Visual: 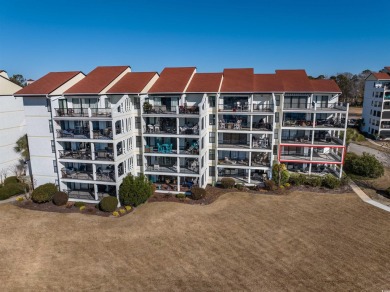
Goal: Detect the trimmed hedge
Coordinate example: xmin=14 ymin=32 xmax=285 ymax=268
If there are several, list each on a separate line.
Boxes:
xmin=100 ymin=196 xmax=118 ymax=212
xmin=221 ymin=177 xmax=235 ymax=189
xmin=305 ymin=176 xmax=322 ymax=187
xmin=0 ymin=183 xmax=27 ymax=200
xmin=322 ymin=174 xmax=341 ymax=189
xmin=191 ymin=187 xmax=206 ymax=200
xmin=4 ymin=176 xmax=19 ymax=185
xmin=31 ymin=183 xmax=58 ymax=203
xmin=288 ymin=173 xmax=306 ymax=186
xmin=52 ymin=191 xmax=68 ymax=206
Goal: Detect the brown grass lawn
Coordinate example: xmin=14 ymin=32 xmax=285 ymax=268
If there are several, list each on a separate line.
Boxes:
xmin=348 ymin=106 xmax=362 ymax=118
xmin=1 ymin=191 xmax=390 ymax=291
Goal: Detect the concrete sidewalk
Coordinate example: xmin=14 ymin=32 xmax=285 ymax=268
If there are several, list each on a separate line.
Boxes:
xmin=349 ymin=180 xmax=390 ymax=213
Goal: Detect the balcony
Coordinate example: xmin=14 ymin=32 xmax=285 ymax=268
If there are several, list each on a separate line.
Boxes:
xmin=55 ymin=108 xmax=112 ymax=118
xmin=145 ymin=165 xmax=198 ymax=174
xmin=217 ymin=103 xmax=273 ymax=113
xmin=61 ymin=166 xmax=116 ymax=182
xmin=281 ymin=136 xmax=343 ymax=145
xmin=57 ymin=129 xmax=90 ymax=139
xmin=280 ymin=151 xmax=342 ymax=163
xmin=282 ymin=119 xmax=345 ymax=128
xmin=92 ymin=129 xmax=113 ymax=140
xmin=59 ymin=150 xmax=92 ymax=160
xmin=94 ymin=150 xmax=114 ymax=161
xmin=179 ymin=105 xmax=199 ymax=115
xmin=283 ymin=102 xmax=347 ymax=111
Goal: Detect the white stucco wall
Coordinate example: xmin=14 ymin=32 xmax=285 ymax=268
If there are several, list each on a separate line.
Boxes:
xmin=23 ymin=96 xmax=58 ymax=186
xmin=0 ymin=95 xmax=27 ymax=175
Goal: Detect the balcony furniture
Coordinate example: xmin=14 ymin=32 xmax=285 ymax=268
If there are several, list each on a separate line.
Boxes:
xmin=224 ymin=157 xmax=237 ymax=165
xmin=154 ymin=164 xmax=160 ymax=171
xmin=154 ymin=124 xmax=160 ymax=133
xmin=243 ymin=102 xmax=249 ymax=111
xmin=252 ymin=173 xmax=261 ymax=180
xmin=219 ymin=121 xmax=225 ymax=129
xmin=59 ymin=129 xmax=74 ymax=138
xmin=157 ymin=143 xmax=164 ymax=153
xmin=147 ymin=124 xmax=154 ymax=133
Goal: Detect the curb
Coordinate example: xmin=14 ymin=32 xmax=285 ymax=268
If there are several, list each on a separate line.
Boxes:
xmin=349 ymin=180 xmax=390 ymax=213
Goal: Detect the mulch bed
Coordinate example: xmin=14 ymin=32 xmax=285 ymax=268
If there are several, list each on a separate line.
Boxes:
xmin=148 ymin=184 xmax=352 ymax=205
xmin=13 ymin=200 xmax=132 ymax=217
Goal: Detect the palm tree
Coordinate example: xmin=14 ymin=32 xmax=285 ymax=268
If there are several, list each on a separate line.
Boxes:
xmin=14 ymin=135 xmax=30 ymax=161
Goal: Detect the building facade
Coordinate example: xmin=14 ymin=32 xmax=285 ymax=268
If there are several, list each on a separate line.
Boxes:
xmin=361 ymin=67 xmax=390 ymax=138
xmin=17 ymin=66 xmax=347 ymax=203
xmin=0 ymin=70 xmax=26 ymax=178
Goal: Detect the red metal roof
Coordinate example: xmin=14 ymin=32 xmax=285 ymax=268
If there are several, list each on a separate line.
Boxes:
xmin=310 ymin=79 xmax=341 ymax=93
xmin=372 ymin=72 xmax=390 ymax=80
xmin=220 ymin=68 xmax=254 ymax=92
xmin=65 ymin=66 xmax=129 ymax=94
xmin=148 ymin=67 xmax=196 ymax=93
xmin=15 ymin=71 xmax=82 ymax=95
xmin=106 ymin=72 xmax=157 ymax=94
xmin=254 ymin=74 xmax=284 ymax=92
xmin=276 ymin=70 xmax=313 ymax=92
xmin=185 ymin=73 xmax=222 ymax=93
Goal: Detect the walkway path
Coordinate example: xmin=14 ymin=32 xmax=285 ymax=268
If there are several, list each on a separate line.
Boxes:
xmin=366 ymin=138 xmax=390 ymax=149
xmin=0 ymin=196 xmax=17 ymax=205
xmin=349 ymin=180 xmax=390 ymax=213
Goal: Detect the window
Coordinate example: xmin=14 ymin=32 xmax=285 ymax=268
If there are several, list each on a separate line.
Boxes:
xmin=208 ymin=96 xmax=216 ymax=107
xmin=273 ymin=145 xmax=278 ymax=155
xmin=275 ymin=112 xmax=279 ymax=123
xmin=377 ymin=111 xmax=381 ymax=117
xmin=46 ymin=99 xmax=51 ymax=112
xmin=209 ymin=167 xmax=215 ymax=176
xmin=209 ymin=132 xmax=215 ymax=143
xmin=49 ymin=120 xmax=53 ymax=133
xmin=53 ymin=160 xmax=57 ymax=173
xmin=134 ymin=97 xmax=140 ymax=109
xmin=136 ymin=136 xmax=141 ymax=147
xmin=135 ymin=117 xmax=141 ymax=129
xmin=51 ymin=140 xmax=55 ymax=153
xmin=209 ymin=149 xmax=215 ymax=160
xmin=137 ymin=154 xmax=142 ymax=166
xmin=275 ymin=95 xmax=280 ymax=106
xmin=209 ymin=114 xmax=216 ymax=125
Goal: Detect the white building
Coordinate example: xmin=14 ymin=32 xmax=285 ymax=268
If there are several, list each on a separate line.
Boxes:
xmin=0 ymin=70 xmax=26 ymax=177
xmin=361 ymin=67 xmax=390 ymax=138
xmin=17 ymin=65 xmax=347 ymax=203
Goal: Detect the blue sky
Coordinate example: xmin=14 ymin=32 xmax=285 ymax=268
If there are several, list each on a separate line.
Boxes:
xmin=1 ymin=0 xmax=390 ymax=79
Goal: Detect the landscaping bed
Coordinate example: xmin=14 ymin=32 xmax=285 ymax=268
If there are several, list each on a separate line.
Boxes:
xmin=149 ymin=185 xmax=237 ymax=205
xmin=14 ymin=199 xmax=134 ymax=217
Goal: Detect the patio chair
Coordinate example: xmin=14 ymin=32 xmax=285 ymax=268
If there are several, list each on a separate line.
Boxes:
xmin=147 ymin=124 xmax=154 ymax=133
xmin=157 ymin=143 xmax=164 ymax=153
xmin=154 ymin=164 xmax=160 ymax=171
xmin=154 ymin=124 xmax=160 ymax=133
xmin=224 ymin=157 xmax=237 ymax=164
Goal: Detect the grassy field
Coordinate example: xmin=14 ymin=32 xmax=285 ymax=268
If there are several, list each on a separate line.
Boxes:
xmin=0 ymin=191 xmax=389 ymax=291
xmin=348 ymin=106 xmax=362 ymax=118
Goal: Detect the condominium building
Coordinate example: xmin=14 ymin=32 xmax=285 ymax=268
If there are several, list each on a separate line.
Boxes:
xmin=361 ymin=67 xmax=390 ymax=138
xmin=0 ymin=70 xmax=26 ymax=177
xmin=16 ymin=66 xmax=347 ymax=203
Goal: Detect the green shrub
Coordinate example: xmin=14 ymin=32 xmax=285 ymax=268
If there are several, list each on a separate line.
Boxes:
xmin=236 ymin=183 xmax=244 ymax=190
xmin=191 ymin=187 xmax=206 ymax=200
xmin=52 ymin=191 xmax=68 ymax=206
xmin=0 ymin=183 xmax=27 ymax=200
xmin=99 ymin=196 xmax=118 ymax=212
xmin=272 ymin=163 xmax=290 ymax=186
xmin=175 ymin=193 xmax=186 ymax=199
xmin=221 ymin=177 xmax=235 ymax=189
xmin=305 ymin=176 xmax=323 ymax=187
xmin=322 ymin=174 xmax=341 ymax=189
xmin=284 ymin=183 xmax=291 ymax=188
xmin=4 ymin=176 xmax=19 ymax=185
xmin=74 ymin=201 xmax=85 ymax=208
xmin=340 ymin=173 xmax=350 ymax=186
xmin=119 ymin=174 xmax=154 ymax=207
xmin=31 ymin=183 xmax=57 ymax=203
xmin=344 ymin=152 xmax=384 ymax=178
xmin=288 ymin=173 xmax=306 ymax=186
xmin=264 ymin=180 xmax=276 ymax=191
